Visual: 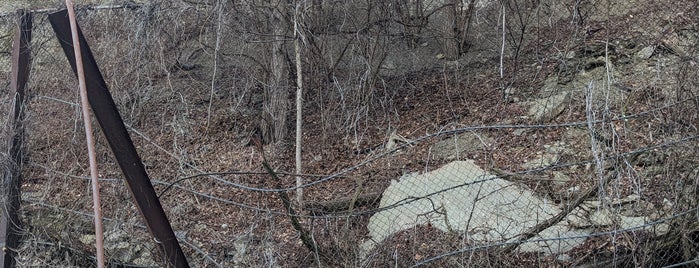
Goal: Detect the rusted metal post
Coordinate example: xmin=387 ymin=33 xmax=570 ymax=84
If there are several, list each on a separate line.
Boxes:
xmin=64 ymin=0 xmax=106 ymax=266
xmin=47 ymin=10 xmax=189 ymax=268
xmin=1 ymin=9 xmax=32 ymax=268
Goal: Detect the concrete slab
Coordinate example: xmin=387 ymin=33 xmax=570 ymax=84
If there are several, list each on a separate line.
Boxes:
xmin=362 ymin=160 xmax=589 ymax=257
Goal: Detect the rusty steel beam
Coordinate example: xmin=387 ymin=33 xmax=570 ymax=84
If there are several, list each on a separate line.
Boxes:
xmin=1 ymin=10 xmax=32 ymax=268
xmin=47 ymin=10 xmax=189 ymax=268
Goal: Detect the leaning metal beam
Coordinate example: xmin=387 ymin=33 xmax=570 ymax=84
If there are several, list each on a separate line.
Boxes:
xmin=0 ymin=10 xmax=32 ymax=268
xmin=47 ymin=10 xmax=189 ymax=268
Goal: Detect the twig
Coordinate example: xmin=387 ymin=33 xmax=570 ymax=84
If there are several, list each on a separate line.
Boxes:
xmin=205 ymin=0 xmax=224 ymax=130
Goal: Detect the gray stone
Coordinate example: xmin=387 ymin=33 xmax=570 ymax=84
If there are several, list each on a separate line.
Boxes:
xmin=556 ymin=254 xmax=573 ymax=262
xmin=575 ymin=66 xmax=626 ymax=109
xmin=362 ymin=160 xmax=588 ymax=257
xmin=79 ymin=234 xmax=95 ymax=245
xmin=620 ymin=216 xmax=646 ymax=230
xmin=538 ymin=76 xmax=564 ymax=96
xmin=636 ymin=45 xmax=655 ymax=59
xmin=528 ymin=91 xmax=571 ymax=122
xmin=513 ymin=128 xmax=528 ymax=136
xmin=652 ymin=222 xmax=670 ymax=236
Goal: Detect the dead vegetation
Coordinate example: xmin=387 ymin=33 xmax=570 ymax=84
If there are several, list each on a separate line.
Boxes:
xmin=0 ymin=0 xmax=698 ymax=267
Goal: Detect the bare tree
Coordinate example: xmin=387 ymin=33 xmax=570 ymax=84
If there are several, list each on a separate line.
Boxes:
xmin=261 ymin=0 xmax=290 ymax=144
xmin=443 ymin=0 xmax=477 ymax=60
xmin=293 ymin=0 xmax=305 ymax=205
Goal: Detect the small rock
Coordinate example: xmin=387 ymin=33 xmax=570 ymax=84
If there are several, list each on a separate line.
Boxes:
xmin=619 ymin=216 xmax=646 ymax=230
xmin=662 ymin=198 xmax=674 ymax=210
xmin=581 ymin=200 xmax=601 ymax=211
xmin=194 ymin=223 xmax=207 ymax=231
xmin=106 ymin=229 xmax=128 ymax=243
xmin=381 ymin=60 xmax=396 ymax=70
xmin=528 ymin=91 xmax=571 ymax=122
xmin=614 ymin=194 xmax=640 ymax=205
xmin=566 ymin=186 xmax=581 ymax=194
xmin=653 ymin=223 xmax=670 ymax=236
xmin=513 ymin=129 xmax=527 ymax=136
xmin=545 ymin=141 xmax=567 ymax=154
xmin=556 ymin=254 xmax=573 ymax=262
xmin=636 ymin=45 xmax=655 ymax=59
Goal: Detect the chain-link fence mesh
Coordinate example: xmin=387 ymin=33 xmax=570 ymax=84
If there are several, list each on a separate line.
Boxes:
xmin=1 ymin=0 xmax=698 ymax=267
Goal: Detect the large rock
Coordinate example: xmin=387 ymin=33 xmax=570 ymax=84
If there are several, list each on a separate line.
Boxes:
xmin=361 ymin=160 xmax=588 ymax=257
xmin=528 ymin=90 xmax=571 ymax=122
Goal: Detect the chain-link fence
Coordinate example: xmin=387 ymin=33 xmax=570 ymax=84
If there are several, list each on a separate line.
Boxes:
xmin=1 ymin=0 xmax=698 ymax=267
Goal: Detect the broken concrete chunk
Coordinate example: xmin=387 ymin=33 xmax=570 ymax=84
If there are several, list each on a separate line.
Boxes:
xmin=362 ymin=160 xmax=586 ymax=257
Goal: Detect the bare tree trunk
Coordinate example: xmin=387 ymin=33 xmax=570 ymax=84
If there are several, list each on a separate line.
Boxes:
xmin=443 ymin=0 xmax=460 ymax=60
xmin=262 ymin=0 xmax=289 ymax=144
xmin=443 ymin=0 xmax=477 ymax=60
xmin=293 ymin=0 xmax=304 ymax=206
